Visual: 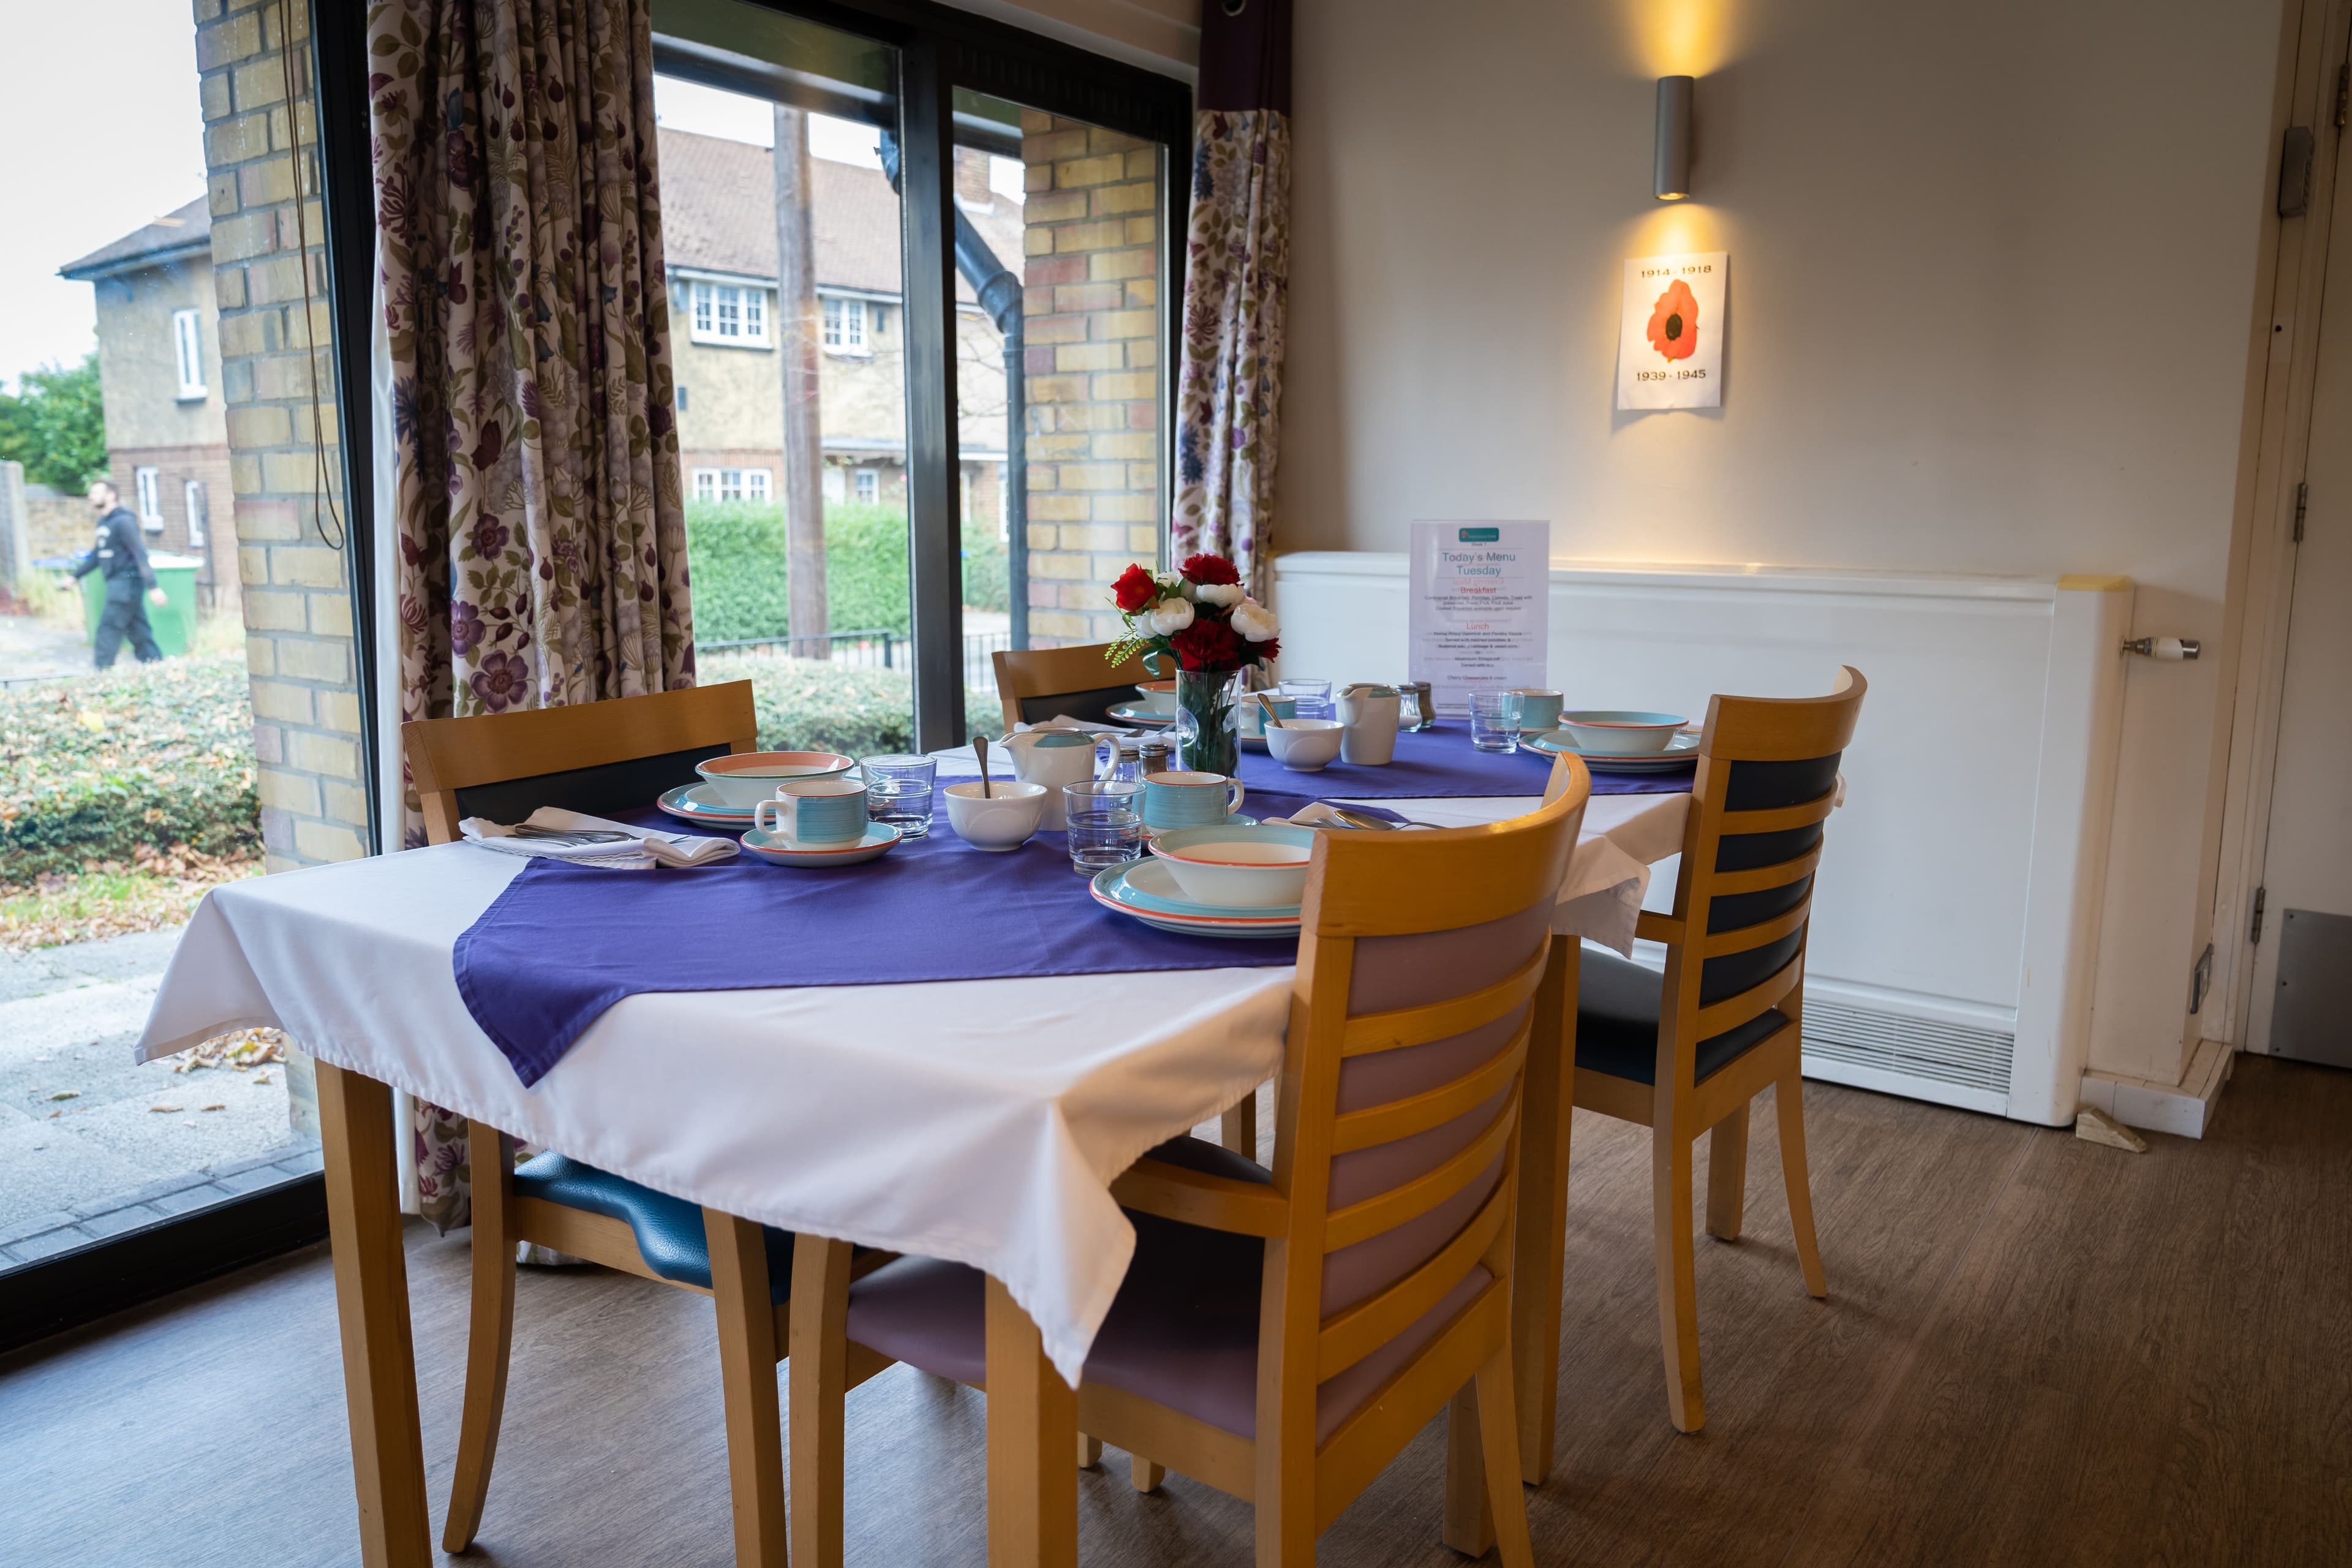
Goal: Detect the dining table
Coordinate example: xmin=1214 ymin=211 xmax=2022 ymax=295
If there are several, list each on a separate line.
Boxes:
xmin=133 ymin=724 xmax=1693 ymax=1568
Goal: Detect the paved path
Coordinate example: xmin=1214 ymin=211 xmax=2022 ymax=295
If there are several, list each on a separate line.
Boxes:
xmin=0 ymin=926 xmax=311 ymax=1253
xmin=0 ymin=609 xmax=91 ymax=682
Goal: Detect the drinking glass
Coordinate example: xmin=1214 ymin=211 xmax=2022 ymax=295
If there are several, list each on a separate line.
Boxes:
xmin=1064 ymin=780 xmax=1145 ymax=875
xmin=1278 ymin=677 xmax=1334 ymax=721
xmin=1468 ymin=691 xmax=1525 ymax=753
xmin=862 ymin=754 xmax=937 ymax=837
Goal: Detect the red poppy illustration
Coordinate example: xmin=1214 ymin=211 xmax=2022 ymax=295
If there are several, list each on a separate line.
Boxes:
xmin=1646 ymin=278 xmax=1699 ymax=361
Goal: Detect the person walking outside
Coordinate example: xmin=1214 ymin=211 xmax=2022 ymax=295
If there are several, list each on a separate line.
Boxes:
xmin=74 ymin=479 xmax=168 ymax=668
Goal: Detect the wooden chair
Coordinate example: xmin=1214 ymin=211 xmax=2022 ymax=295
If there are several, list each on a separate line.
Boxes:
xmin=404 ymin=682 xmax=809 ymax=1566
xmin=1569 ymin=667 xmax=1866 ymax=1434
xmin=991 ymin=641 xmax=1153 ymax=733
xmin=788 ymin=762 xmax=1594 ymax=1567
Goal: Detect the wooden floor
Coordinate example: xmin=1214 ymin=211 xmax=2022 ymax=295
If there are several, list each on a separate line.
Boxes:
xmin=4 ymin=1055 xmax=2348 ymax=1567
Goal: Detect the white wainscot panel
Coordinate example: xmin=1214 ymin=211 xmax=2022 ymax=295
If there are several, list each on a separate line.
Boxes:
xmin=1271 ymin=554 xmax=2130 ymax=1125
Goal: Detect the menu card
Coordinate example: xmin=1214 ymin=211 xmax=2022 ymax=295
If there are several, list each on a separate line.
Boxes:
xmin=1408 ymin=521 xmax=1551 ymax=714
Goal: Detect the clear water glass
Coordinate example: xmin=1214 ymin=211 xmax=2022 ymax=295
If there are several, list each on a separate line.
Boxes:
xmin=1065 ymin=780 xmax=1145 ymax=875
xmin=862 ymin=754 xmax=937 ymax=837
xmin=1468 ymin=691 xmax=1524 ymax=753
xmin=1278 ymin=677 xmax=1334 ymax=720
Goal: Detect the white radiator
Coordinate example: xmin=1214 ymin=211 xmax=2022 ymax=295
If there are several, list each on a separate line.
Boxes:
xmin=1270 ymin=553 xmax=2132 ymax=1126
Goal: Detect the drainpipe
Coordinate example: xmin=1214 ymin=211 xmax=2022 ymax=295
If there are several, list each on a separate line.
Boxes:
xmin=881 ymin=131 xmax=1028 ymax=651
xmin=952 ymin=211 xmax=1026 ymax=652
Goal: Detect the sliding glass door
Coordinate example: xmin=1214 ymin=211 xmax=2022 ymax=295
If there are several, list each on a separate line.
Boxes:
xmin=651 ymin=0 xmax=1187 ymax=750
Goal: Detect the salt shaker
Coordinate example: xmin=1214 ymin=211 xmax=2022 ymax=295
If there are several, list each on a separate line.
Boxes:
xmin=1137 ymin=736 xmax=1175 ymax=776
xmin=1399 ymin=681 xmax=1437 ymax=731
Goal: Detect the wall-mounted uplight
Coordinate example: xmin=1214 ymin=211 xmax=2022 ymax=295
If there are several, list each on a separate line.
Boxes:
xmin=1654 ymin=75 xmax=1694 ymax=200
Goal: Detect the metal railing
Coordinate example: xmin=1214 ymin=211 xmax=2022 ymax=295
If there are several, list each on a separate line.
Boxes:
xmin=699 ymin=627 xmax=1014 ymax=693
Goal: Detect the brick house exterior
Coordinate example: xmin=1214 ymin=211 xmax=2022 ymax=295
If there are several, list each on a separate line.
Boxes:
xmin=659 ymin=130 xmax=1016 ymax=528
xmin=59 ymin=198 xmax=242 ymax=611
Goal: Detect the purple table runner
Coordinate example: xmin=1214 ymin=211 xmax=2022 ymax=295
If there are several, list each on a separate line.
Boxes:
xmin=1237 ymin=725 xmax=1692 ymax=799
xmin=454 ymin=807 xmax=1297 ymax=1087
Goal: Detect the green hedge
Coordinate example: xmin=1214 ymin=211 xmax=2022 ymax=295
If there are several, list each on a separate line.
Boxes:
xmin=1 ymin=655 xmax=260 ymax=883
xmin=685 ymin=499 xmax=1009 ymax=643
xmin=699 ymin=649 xmax=1003 ymax=756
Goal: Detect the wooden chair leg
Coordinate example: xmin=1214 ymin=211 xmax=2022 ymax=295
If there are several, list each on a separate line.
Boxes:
xmin=791 ymin=1235 xmax=856 ymax=1568
xmin=1131 ymin=1453 xmax=1164 ymax=1493
xmin=1653 ymin=1128 xmax=1706 ymax=1433
xmin=1221 ymin=1086 xmax=1258 ymax=1159
xmin=1473 ymin=1352 xmax=1536 ymax=1568
xmin=1077 ymin=1433 xmax=1103 ymax=1469
xmin=1705 ymin=1102 xmax=1750 ymax=1242
xmin=707 ymin=1210 xmax=788 ymax=1568
xmin=442 ymin=1125 xmax=516 ymax=1553
xmin=1776 ymin=1072 xmax=1829 ymax=1299
xmin=1442 ymin=1382 xmax=1494 ymax=1558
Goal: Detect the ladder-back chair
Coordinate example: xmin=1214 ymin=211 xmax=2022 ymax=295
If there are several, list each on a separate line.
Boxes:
xmin=1570 ymin=667 xmax=1866 ymax=1434
xmin=791 ymin=762 xmax=1594 ymax=1567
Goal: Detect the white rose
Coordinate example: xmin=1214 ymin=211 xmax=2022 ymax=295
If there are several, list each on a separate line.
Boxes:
xmin=1194 ymin=581 xmax=1245 ymax=607
xmin=1144 ymin=596 xmax=1196 ymax=636
xmin=1230 ymin=598 xmax=1280 ymax=643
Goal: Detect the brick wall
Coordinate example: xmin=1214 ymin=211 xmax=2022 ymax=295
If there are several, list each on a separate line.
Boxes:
xmin=1019 ymin=112 xmax=1164 ymax=647
xmin=195 ymin=0 xmax=369 ymax=872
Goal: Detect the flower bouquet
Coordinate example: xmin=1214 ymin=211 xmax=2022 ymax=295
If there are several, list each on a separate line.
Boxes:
xmin=1106 ymin=554 xmax=1280 ymax=775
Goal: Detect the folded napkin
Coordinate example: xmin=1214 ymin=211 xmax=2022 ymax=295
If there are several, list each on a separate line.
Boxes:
xmin=459 ymin=807 xmax=739 ymax=870
xmin=1264 ymin=801 xmax=1428 ymax=831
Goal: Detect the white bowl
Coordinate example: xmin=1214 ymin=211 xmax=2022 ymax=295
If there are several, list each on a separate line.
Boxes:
xmin=695 ymin=750 xmax=856 ymax=808
xmin=1556 ymin=711 xmax=1689 ymax=757
xmin=1133 ymin=680 xmax=1178 ymax=717
xmin=1263 ymin=717 xmax=1344 ymax=772
xmin=943 ymin=780 xmax=1048 ymax=851
xmin=1148 ymin=824 xmax=1316 ymax=908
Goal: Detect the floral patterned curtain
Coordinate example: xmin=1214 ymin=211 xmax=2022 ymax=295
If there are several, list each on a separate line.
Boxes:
xmin=368 ymin=0 xmax=693 ymax=1228
xmin=1170 ymin=0 xmax=1293 ymax=603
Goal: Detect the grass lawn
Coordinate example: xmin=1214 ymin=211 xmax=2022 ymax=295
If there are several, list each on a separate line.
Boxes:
xmin=0 ymin=846 xmax=260 ymax=952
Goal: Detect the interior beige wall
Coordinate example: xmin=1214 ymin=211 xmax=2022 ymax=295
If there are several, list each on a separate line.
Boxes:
xmin=1277 ymin=0 xmax=2287 ymax=1084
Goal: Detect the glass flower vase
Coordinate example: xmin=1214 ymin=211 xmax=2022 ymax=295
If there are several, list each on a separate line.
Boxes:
xmin=1174 ymin=667 xmax=1244 ymax=777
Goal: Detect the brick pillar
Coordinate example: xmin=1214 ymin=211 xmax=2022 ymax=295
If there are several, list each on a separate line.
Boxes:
xmin=196 ymin=0 xmax=368 ymax=873
xmin=1019 ymin=113 xmax=1163 ymax=647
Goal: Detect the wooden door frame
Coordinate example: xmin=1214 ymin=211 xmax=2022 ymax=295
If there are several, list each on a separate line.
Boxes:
xmin=2201 ymin=0 xmax=2352 ymax=1057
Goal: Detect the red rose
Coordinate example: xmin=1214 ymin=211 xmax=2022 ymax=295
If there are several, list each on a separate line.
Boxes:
xmin=1112 ymin=563 xmax=1158 ymax=614
xmin=1179 ymin=552 xmax=1241 ymax=587
xmin=1253 ymin=636 xmax=1280 ymax=664
xmin=1170 ymin=618 xmax=1246 ymax=671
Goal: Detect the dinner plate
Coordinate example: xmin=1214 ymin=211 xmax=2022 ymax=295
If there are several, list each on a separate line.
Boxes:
xmin=741 ymin=821 xmax=903 ymax=867
xmin=1090 ymin=859 xmax=1302 ymax=940
xmin=657 ymin=782 xmax=760 ymax=824
xmin=1526 ymin=729 xmax=1700 ymax=772
xmin=1104 ymin=703 xmax=1176 ymax=728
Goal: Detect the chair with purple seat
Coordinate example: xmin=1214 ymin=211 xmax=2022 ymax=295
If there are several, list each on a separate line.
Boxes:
xmin=1569 ymin=666 xmax=1867 ymax=1435
xmin=785 ymin=759 xmax=1593 ymax=1567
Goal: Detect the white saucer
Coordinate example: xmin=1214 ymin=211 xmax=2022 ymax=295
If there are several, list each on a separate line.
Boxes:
xmin=741 ymin=821 xmax=903 ymax=867
xmin=657 ymin=782 xmax=759 ymax=824
xmin=1528 ymin=729 xmax=1700 ymax=773
xmin=1105 ymin=703 xmax=1176 ymax=728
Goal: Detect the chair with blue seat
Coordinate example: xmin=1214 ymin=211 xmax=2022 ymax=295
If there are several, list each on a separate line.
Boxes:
xmin=786 ymin=761 xmax=1593 ymax=1568
xmin=1569 ymin=667 xmax=1866 ymax=1435
xmin=404 ymin=683 xmax=801 ymax=1565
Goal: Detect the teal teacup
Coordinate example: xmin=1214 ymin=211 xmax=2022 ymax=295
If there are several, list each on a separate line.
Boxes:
xmin=752 ymin=778 xmax=870 ymax=845
xmin=1509 ymin=688 xmax=1564 ymax=731
xmin=1240 ymin=695 xmax=1298 ymax=739
xmin=1142 ymin=771 xmax=1246 ymax=832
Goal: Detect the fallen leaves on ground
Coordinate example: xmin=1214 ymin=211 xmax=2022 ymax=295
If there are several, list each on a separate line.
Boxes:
xmin=45 ymin=1090 xmax=78 ymax=1101
xmin=170 ymin=1027 xmax=286 ymax=1074
xmin=149 ymin=1104 xmax=183 ymax=1114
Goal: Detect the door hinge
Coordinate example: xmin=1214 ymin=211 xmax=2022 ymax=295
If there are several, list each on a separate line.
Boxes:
xmin=2251 ymin=886 xmax=2267 ymax=945
xmin=2294 ymin=481 xmax=2307 ymax=543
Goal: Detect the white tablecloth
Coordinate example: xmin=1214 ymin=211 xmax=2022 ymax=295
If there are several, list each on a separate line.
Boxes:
xmin=135 ymin=789 xmax=1684 ymax=1384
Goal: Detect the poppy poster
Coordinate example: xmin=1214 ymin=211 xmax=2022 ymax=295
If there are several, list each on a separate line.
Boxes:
xmin=1616 ymin=252 xmax=1726 ymax=410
